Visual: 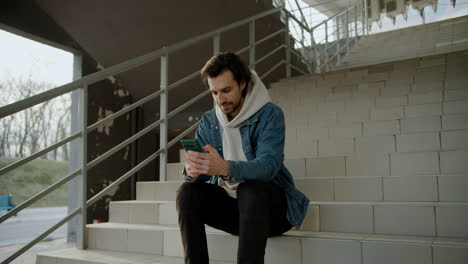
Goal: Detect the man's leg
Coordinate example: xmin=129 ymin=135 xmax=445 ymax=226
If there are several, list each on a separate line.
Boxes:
xmin=236 ymin=180 xmax=292 ymax=264
xmin=176 ymin=182 xmax=239 ymax=264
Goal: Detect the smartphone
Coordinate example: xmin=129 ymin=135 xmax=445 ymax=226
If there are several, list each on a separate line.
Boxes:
xmin=180 ymin=139 xmax=203 ymax=152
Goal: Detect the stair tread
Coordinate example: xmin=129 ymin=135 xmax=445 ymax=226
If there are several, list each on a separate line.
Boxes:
xmin=38 ymin=247 xmax=232 ymax=264
xmin=116 ymin=198 xmax=468 ymax=207
xmin=86 ymin=222 xmax=468 ymax=247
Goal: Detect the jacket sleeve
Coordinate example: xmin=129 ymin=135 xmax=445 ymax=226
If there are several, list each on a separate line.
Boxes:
xmin=226 ymin=105 xmax=285 ymax=183
xmin=183 ymin=114 xmax=212 ymax=183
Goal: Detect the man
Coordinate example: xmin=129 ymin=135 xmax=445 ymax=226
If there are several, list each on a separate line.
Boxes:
xmin=176 ymin=51 xmax=309 ymax=264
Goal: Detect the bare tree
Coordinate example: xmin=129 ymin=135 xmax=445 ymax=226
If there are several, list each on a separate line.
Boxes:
xmin=0 ymin=74 xmax=70 ymax=160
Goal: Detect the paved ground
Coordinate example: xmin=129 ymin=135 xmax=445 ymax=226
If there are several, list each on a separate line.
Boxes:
xmin=0 ymin=207 xmax=71 ymax=263
xmin=0 ymin=238 xmax=72 ymax=264
xmin=1 ymin=207 xmax=68 ymax=247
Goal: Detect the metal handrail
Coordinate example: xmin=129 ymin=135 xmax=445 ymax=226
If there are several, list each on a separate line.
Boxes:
xmin=0 ymin=131 xmax=81 ymax=177
xmin=1 ymin=207 xmax=82 ymax=264
xmin=310 ymin=0 xmax=366 ymax=72
xmin=311 ymin=1 xmax=361 ymax=31
xmin=1 ymin=5 xmax=314 ymax=263
xmin=0 ymin=169 xmax=81 ymax=223
xmin=87 ymin=121 xmax=200 ymax=207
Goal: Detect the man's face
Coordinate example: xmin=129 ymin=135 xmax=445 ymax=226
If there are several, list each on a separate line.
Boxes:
xmin=208 ymin=70 xmax=246 ymax=120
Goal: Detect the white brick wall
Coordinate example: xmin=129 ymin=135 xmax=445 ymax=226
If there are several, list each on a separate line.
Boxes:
xmin=374 ymin=206 xmax=436 ymax=236
xmin=334 ymin=178 xmax=383 ymax=201
xmin=346 ymin=153 xmax=390 ymax=176
xmin=442 ymin=113 xmax=468 ymax=130
xmin=376 ymin=95 xmax=408 ymax=108
xmin=396 ymin=133 xmax=440 ymax=152
xmin=440 ymin=150 xmax=468 ymax=174
xmin=383 ymin=176 xmax=438 ymax=201
xmin=318 ymin=138 xmax=355 ymax=156
xmin=306 ymin=156 xmax=346 ymax=177
xmin=356 ymin=135 xmax=395 ymax=153
xmin=390 ymin=152 xmax=439 ymax=176
xmin=329 ymin=123 xmax=363 ymax=138
xmin=436 ymin=207 xmax=468 ymax=237
xmin=371 ymin=106 xmax=404 ymax=121
xmin=362 ymin=243 xmax=432 ymax=264
xmin=364 ymin=120 xmax=400 ymax=136
xmin=401 ymin=116 xmax=441 ymax=133
xmin=443 ymin=100 xmax=468 ymax=114
xmin=405 ymin=103 xmax=442 ymax=118
xmin=408 ymin=91 xmax=443 ymax=104
xmin=441 ymin=130 xmax=468 ymax=150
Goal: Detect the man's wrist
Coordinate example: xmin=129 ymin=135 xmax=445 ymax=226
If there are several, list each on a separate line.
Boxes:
xmin=221 ymin=160 xmax=230 ymax=179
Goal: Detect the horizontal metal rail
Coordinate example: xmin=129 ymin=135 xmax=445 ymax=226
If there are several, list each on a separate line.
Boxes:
xmin=87 ymin=118 xmax=162 ymax=170
xmin=290 ymin=64 xmax=306 ymax=75
xmin=167 ymin=90 xmax=211 ymax=120
xmin=261 ymin=60 xmax=286 ymax=79
xmin=290 ymin=48 xmax=309 ymax=65
xmin=167 ymin=121 xmax=200 ymax=149
xmin=257 ymin=45 xmax=286 ymax=65
xmin=236 ymin=45 xmax=250 ymax=55
xmin=287 ymin=10 xmax=310 ymax=31
xmin=88 ymin=90 xmax=162 ymax=133
xmin=0 ymin=207 xmax=81 ymax=264
xmin=311 ymin=1 xmax=361 ymax=31
xmin=256 ymin=29 xmax=285 ymax=46
xmin=88 ymin=68 xmax=200 ymax=134
xmin=0 ymin=131 xmax=81 ymax=177
xmin=86 ymin=120 xmax=200 ymax=208
xmin=0 ymin=168 xmax=81 ymax=223
xmin=87 ymin=88 xmax=210 ymax=170
xmin=320 ymin=36 xmax=356 ymax=71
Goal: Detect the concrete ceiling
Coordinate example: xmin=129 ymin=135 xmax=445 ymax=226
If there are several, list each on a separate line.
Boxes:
xmin=303 ymin=0 xmax=357 ymax=17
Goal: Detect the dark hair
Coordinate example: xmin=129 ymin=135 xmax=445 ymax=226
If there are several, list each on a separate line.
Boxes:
xmin=201 ymin=51 xmax=251 ymax=97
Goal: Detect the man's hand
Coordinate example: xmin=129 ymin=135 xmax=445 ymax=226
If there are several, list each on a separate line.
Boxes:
xmin=185 ymin=144 xmax=229 ymax=178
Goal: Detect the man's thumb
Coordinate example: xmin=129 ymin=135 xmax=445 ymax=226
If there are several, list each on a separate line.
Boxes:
xmin=202 ymin=144 xmax=215 ymax=153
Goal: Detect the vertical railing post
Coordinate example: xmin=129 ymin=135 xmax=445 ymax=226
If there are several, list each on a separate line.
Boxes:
xmin=355 ymin=4 xmax=358 ymax=47
xmin=249 ymin=21 xmax=255 ymax=70
xmin=325 ymin=22 xmax=329 ymax=72
xmin=213 ymin=33 xmax=220 ymax=55
xmin=363 ymin=0 xmax=367 ymax=35
xmin=346 ymin=10 xmax=350 ymax=55
xmin=77 ymin=82 xmax=88 ymax=249
xmin=160 ymin=54 xmax=168 ymax=182
xmin=68 ymin=54 xmax=82 ymax=244
xmin=285 ymin=11 xmax=291 ymax=78
xmin=310 ymin=29 xmax=317 ymax=73
xmin=336 ymin=16 xmax=341 ymax=65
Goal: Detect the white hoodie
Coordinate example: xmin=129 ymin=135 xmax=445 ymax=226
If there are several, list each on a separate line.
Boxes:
xmin=215 ymin=70 xmax=271 ymax=198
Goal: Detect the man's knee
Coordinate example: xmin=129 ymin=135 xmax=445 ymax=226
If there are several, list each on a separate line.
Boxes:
xmin=176 ymin=182 xmax=203 ymax=214
xmin=237 ymin=181 xmax=272 ymax=216
xmin=237 ymin=180 xmax=271 ymax=200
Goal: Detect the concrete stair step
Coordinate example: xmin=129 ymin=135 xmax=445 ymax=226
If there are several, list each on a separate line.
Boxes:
xmin=109 ymin=199 xmax=468 ymax=237
xmin=37 ymin=247 xmax=232 ymax=264
xmin=137 ymin=171 xmax=468 ymax=203
xmin=45 ymin=222 xmax=468 ymax=264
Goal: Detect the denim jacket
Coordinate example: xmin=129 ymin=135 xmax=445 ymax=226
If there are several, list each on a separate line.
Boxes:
xmin=185 ymin=102 xmax=310 ymax=229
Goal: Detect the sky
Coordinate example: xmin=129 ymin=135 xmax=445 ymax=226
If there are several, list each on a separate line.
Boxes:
xmin=0 ymin=29 xmax=73 ymax=87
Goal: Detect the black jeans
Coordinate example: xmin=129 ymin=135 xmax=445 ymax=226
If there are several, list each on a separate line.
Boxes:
xmin=176 ymin=180 xmax=292 ymax=264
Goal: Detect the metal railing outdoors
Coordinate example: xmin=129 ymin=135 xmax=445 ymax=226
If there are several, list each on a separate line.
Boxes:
xmin=278 ymin=0 xmax=368 ymax=73
xmin=309 ymin=0 xmax=367 ymax=73
xmin=0 ymin=5 xmax=313 ymax=264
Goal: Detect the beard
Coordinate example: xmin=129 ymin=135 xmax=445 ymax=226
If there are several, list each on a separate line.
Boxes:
xmin=221 ymin=98 xmax=242 ymax=120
